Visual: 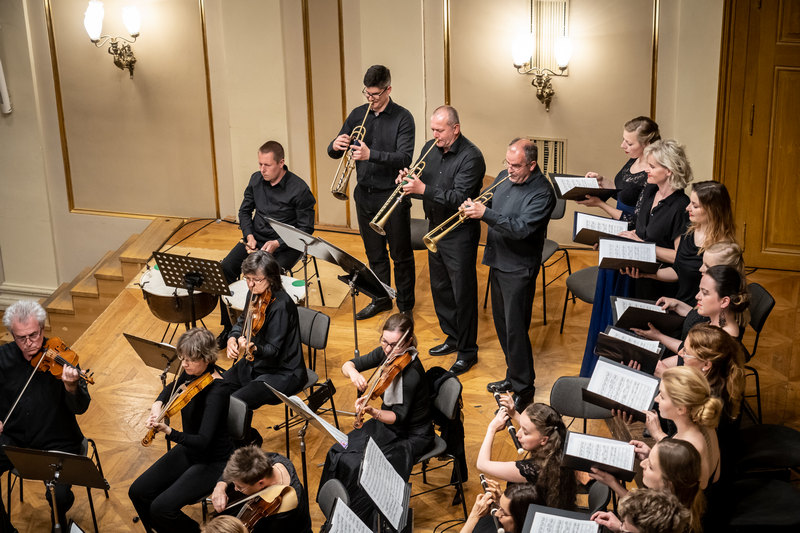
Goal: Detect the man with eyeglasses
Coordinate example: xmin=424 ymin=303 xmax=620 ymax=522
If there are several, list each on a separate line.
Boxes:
xmin=460 ymin=139 xmax=555 ymax=410
xmin=217 ymin=140 xmax=316 ymax=348
xmin=401 ymin=105 xmax=486 ymax=375
xmin=328 ymin=65 xmax=415 ymax=320
xmin=0 ymin=300 xmax=91 ymax=531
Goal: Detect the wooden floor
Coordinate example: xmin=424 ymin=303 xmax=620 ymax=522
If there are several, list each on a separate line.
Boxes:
xmin=3 ymin=220 xmax=798 ymax=532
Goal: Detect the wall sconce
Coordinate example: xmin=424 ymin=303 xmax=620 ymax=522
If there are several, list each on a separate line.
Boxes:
xmin=84 ymin=1 xmax=141 ymax=78
xmin=512 ymin=1 xmax=572 ymax=112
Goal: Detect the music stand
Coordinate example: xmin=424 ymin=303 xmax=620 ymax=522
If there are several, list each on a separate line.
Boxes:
xmin=3 ymin=445 xmax=109 ymax=533
xmin=152 ymin=251 xmax=231 ymax=329
xmin=268 ymin=218 xmax=395 ymax=357
xmin=358 ymin=438 xmax=411 ymax=533
xmin=123 ymin=333 xmax=180 ymax=388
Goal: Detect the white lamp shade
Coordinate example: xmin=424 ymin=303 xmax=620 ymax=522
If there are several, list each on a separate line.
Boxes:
xmin=122 ymin=6 xmax=141 ymax=36
xmin=511 ymin=33 xmax=535 ymax=67
xmin=555 ymin=36 xmax=573 ymax=69
xmin=84 ymin=1 xmax=104 ymax=41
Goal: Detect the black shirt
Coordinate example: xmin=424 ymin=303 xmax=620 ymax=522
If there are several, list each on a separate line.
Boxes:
xmin=157 ymin=367 xmax=233 ymax=463
xmin=634 ymin=184 xmax=690 ymax=250
xmin=419 ymin=135 xmax=486 ymax=226
xmin=0 ymin=339 xmax=90 ymax=452
xmin=252 ymin=453 xmax=312 ymax=533
xmin=672 ymin=231 xmax=703 ymax=305
xmin=482 ymin=167 xmax=556 ymax=272
xmin=327 ymin=99 xmax=415 ymax=193
xmin=614 ymin=158 xmax=648 ymax=222
xmin=238 ymin=167 xmax=316 ymax=246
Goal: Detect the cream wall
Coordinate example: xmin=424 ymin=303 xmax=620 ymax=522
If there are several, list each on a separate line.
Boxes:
xmin=0 ymin=0 xmax=725 ymax=303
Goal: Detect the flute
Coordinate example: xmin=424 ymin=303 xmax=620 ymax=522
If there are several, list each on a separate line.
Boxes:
xmin=493 ymin=391 xmax=524 ymax=455
xmin=479 ymin=474 xmax=505 ymax=533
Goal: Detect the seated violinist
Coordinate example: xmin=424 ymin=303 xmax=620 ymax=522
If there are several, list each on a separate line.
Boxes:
xmin=210 ymin=446 xmax=311 ymax=533
xmin=223 ymin=251 xmax=307 ymax=414
xmin=129 ymin=328 xmax=232 ymax=533
xmin=317 ymin=313 xmax=434 ymax=523
xmin=0 ymin=300 xmax=91 ymax=531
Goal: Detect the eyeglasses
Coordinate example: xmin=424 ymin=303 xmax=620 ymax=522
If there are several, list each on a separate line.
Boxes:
xmin=380 ymin=337 xmax=400 ymax=350
xmin=678 ymin=347 xmax=698 ymax=361
xmin=13 ymin=327 xmax=42 ymax=344
xmin=362 ymin=87 xmax=388 ymax=100
xmin=502 ymin=159 xmax=527 ymax=171
xmin=244 ymin=276 xmax=266 ymax=284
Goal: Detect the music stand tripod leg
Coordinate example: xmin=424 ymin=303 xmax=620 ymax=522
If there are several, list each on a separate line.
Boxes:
xmin=348 ymin=272 xmax=360 ymax=358
xmin=298 ymin=420 xmax=310 ymax=493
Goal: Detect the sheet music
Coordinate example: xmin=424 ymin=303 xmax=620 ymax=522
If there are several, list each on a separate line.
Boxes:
xmin=587 ymin=359 xmax=659 ymax=412
xmin=614 ymin=297 xmax=665 ymax=317
xmin=329 ymin=499 xmax=373 ymax=533
xmin=575 ymin=212 xmax=628 ymax=236
xmin=566 ymin=433 xmax=635 ymax=471
xmin=598 ymin=240 xmax=656 ymax=263
xmin=554 ymin=176 xmax=601 ymax=193
xmin=285 ymin=394 xmax=349 ymax=448
xmin=607 ymin=328 xmax=662 ymax=353
xmin=360 ymin=437 xmax=406 ymax=530
xmin=530 ymin=512 xmax=598 ymax=533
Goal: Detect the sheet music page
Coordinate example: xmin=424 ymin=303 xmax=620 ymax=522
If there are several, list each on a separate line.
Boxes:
xmin=329 ymin=499 xmax=373 ymax=533
xmin=598 ymin=240 xmax=656 ymax=263
xmin=530 ymin=512 xmax=598 ymax=533
xmin=587 ymin=359 xmax=659 ymax=412
xmin=554 ymin=176 xmax=600 ymax=193
xmin=566 ymin=433 xmax=635 ymax=471
xmin=286 ymin=395 xmax=349 ymax=448
xmin=607 ymin=328 xmax=662 ymax=353
xmin=360 ymin=437 xmax=405 ymax=529
xmin=575 ymin=212 xmax=629 ymax=236
xmin=614 ymin=297 xmax=666 ymax=317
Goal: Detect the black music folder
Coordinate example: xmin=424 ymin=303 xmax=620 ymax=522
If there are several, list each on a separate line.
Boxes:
xmin=582 ymin=357 xmax=660 ymax=423
xmin=598 ymin=239 xmax=659 ymax=274
xmin=611 ymin=296 xmax=685 ymax=333
xmin=521 ymin=503 xmax=597 ymax=533
xmin=572 ymin=212 xmax=630 ymax=246
xmin=551 ymin=173 xmax=619 ymax=202
xmin=562 ymin=431 xmax=636 ymax=482
xmin=594 ymin=325 xmax=665 ymax=374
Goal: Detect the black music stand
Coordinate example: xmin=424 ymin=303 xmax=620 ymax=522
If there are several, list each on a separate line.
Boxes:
xmin=268 ymin=218 xmax=395 ymax=358
xmin=123 ymin=333 xmax=180 ymax=388
xmin=358 ymin=438 xmax=411 ymax=533
xmin=3 ymin=445 xmax=109 ymax=533
xmin=152 ymin=251 xmax=231 ymax=329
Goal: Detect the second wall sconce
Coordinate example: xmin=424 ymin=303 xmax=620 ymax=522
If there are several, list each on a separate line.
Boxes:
xmin=84 ymin=1 xmax=141 ymax=78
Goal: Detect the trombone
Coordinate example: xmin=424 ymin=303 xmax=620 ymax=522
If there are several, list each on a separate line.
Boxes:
xmin=369 ymin=142 xmax=437 ymax=235
xmin=330 ymin=103 xmax=371 ymax=201
xmin=422 ymin=174 xmax=511 ymax=252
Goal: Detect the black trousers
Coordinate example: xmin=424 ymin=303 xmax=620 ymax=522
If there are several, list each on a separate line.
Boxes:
xmin=129 ymin=445 xmax=226 ymax=533
xmin=0 ymin=436 xmax=79 ymax=532
xmin=354 ymin=185 xmax=416 ymax=311
xmin=219 ymin=241 xmax=302 ymax=328
xmin=428 ymin=222 xmax=480 ymax=361
xmin=490 ymin=265 xmax=539 ymax=394
xmin=223 ymin=361 xmax=305 ymax=410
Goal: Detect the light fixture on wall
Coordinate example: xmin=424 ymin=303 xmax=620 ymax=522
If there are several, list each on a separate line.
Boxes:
xmin=83 ymin=1 xmax=141 ymax=78
xmin=513 ymin=0 xmax=572 ymax=111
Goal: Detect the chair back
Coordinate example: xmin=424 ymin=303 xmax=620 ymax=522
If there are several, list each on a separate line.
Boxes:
xmin=434 ymin=376 xmax=463 ymax=420
xmin=549 ymin=376 xmax=612 ymax=422
xmin=410 ymin=218 xmax=430 ymax=251
xmin=588 ymin=481 xmax=612 ymax=513
xmin=746 ymin=283 xmax=774 ymax=358
xmin=297 ymin=307 xmax=330 ymax=370
xmin=551 ymin=197 xmax=566 ymax=221
xmin=227 ymin=396 xmax=252 ymax=442
xmin=317 ymin=478 xmax=349 ymax=519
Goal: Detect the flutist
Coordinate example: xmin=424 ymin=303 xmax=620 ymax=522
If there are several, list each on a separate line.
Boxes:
xmin=401 ymin=105 xmax=485 ymax=376
xmin=328 ymin=65 xmax=416 ymax=320
xmin=461 ymin=139 xmax=555 ymax=411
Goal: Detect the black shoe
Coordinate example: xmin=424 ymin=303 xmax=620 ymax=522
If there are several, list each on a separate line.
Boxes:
xmin=429 ymin=342 xmax=457 ymax=356
xmin=513 ymin=388 xmax=535 ymax=412
xmin=487 ymin=379 xmax=512 ymax=393
xmin=356 ymin=298 xmax=392 ymax=320
xmin=449 ymin=359 xmax=477 ymax=375
xmin=216 ymin=328 xmax=231 ymax=349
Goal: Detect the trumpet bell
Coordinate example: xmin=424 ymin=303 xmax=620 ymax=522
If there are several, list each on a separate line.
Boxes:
xmin=423 ymin=235 xmax=439 ymax=253
xmin=332 ymin=189 xmax=349 ymax=201
xmin=369 ymin=220 xmax=387 ymax=236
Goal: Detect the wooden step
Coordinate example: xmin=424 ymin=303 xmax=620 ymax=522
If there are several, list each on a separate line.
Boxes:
xmin=71 ymin=251 xmax=117 ymax=299
xmin=95 ymin=234 xmax=139 ymax=282
xmin=42 ymin=266 xmax=93 ymax=316
xmin=119 ymin=217 xmax=184 ymax=266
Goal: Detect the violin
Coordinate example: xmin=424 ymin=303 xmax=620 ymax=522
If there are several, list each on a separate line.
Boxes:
xmin=238 ymin=289 xmax=274 ymax=362
xmin=235 ymin=484 xmax=298 ymax=529
xmin=31 ymin=337 xmax=95 ymax=384
xmin=141 ymin=371 xmax=214 ymax=446
xmin=353 ymin=329 xmax=412 ymax=429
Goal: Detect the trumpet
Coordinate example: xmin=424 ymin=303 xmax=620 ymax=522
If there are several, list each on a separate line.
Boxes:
xmin=330 ymin=103 xmax=371 ymax=201
xmin=369 ymin=142 xmax=437 ymax=235
xmin=423 ymin=174 xmax=511 ymax=252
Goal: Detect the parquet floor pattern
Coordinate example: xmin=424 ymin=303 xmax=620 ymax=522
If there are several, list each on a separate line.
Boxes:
xmin=3 ymin=220 xmax=797 ymax=532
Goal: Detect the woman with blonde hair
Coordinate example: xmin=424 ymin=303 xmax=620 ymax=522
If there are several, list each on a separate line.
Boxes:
xmin=202 ymin=515 xmax=247 ymax=533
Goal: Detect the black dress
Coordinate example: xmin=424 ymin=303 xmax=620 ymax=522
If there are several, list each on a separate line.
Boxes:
xmin=317 ymin=348 xmax=434 ymax=524
xmin=614 ymin=158 xmax=649 ymax=223
xmin=242 ymin=454 xmax=312 ymax=533
xmin=671 ymin=231 xmax=703 ymax=305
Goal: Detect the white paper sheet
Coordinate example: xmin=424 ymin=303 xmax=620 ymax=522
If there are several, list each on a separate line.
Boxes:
xmin=574 ymin=212 xmax=629 ymax=236
xmin=565 ymin=432 xmax=635 ymax=471
xmin=329 ymin=498 xmax=373 ymax=533
xmin=598 ymin=240 xmax=656 ymax=263
xmin=554 ymin=176 xmax=601 ymax=193
xmin=360 ymin=437 xmax=406 ymax=530
xmin=587 ymin=359 xmax=660 ymax=412
xmin=613 ymin=297 xmax=666 ymax=317
xmin=530 ymin=512 xmax=599 ymax=533
xmin=607 ymin=327 xmax=662 ymax=353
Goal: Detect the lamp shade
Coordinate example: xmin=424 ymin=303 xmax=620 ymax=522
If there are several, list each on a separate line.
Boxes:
xmin=122 ymin=6 xmax=141 ymax=36
xmin=511 ymin=33 xmax=535 ymax=67
xmin=555 ymin=36 xmax=572 ymax=69
xmin=83 ymin=1 xmax=104 ymax=41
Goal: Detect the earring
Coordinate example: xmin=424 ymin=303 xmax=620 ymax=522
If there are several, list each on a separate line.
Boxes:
xmin=719 ymin=310 xmax=727 ymax=327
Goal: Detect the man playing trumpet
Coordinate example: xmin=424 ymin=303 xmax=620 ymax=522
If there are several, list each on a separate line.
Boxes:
xmin=328 ymin=65 xmax=416 ymax=320
xmin=461 ymin=139 xmax=555 ymax=410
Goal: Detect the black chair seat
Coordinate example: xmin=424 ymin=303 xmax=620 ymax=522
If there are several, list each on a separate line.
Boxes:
xmin=566 ymin=266 xmax=598 ymax=304
xmin=726 ymin=478 xmax=800 ymax=528
xmin=415 ymin=435 xmax=447 ymax=464
xmin=731 ymin=424 xmax=800 ymax=474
